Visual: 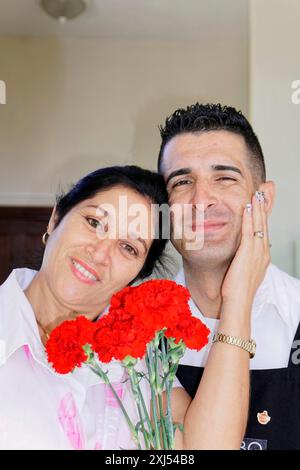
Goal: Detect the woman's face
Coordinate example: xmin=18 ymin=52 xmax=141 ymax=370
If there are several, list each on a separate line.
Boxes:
xmin=42 ymin=185 xmax=155 ymax=317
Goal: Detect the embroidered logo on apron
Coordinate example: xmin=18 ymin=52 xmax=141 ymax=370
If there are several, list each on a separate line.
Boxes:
xmin=257 ymin=410 xmax=271 ymax=425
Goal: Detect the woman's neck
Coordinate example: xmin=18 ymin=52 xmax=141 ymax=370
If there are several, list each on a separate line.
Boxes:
xmin=24 ymin=271 xmax=104 ymax=339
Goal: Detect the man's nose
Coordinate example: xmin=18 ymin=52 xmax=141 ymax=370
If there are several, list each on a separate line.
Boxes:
xmin=86 ymin=238 xmax=114 ymax=267
xmin=191 ymin=181 xmax=218 ymax=210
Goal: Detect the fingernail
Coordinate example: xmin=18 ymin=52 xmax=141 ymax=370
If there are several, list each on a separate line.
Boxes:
xmin=255 ymin=191 xmax=265 ymax=203
xmin=246 ymin=203 xmax=252 ymax=213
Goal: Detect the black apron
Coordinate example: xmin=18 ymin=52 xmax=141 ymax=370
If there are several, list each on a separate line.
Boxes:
xmin=176 ymin=321 xmax=300 ymax=450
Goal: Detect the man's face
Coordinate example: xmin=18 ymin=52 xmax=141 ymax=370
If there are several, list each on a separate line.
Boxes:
xmin=161 ymin=130 xmax=257 ymax=267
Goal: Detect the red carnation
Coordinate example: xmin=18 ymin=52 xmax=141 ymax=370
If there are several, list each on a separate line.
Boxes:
xmin=46 ymin=315 xmax=95 ymax=374
xmin=46 ymin=280 xmax=210 ymax=369
xmin=166 ymin=315 xmax=210 ymax=350
xmin=91 ymin=307 xmax=153 ymax=363
xmin=92 ymin=279 xmax=209 ymax=362
xmin=107 ymin=279 xmax=190 ymax=334
xmin=44 ymin=280 xmax=210 ymax=450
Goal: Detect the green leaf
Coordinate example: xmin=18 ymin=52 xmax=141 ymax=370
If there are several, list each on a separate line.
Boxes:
xmin=122 ymin=355 xmax=138 ymax=368
xmin=82 ymin=343 xmax=94 ymax=361
xmin=173 ymin=422 xmax=185 ymax=433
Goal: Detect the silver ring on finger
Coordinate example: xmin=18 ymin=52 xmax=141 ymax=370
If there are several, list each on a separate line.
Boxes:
xmin=254 ymin=230 xmax=264 ymax=239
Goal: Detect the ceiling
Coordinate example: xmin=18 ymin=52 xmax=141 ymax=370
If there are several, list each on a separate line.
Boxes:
xmin=0 ymin=0 xmax=248 ymax=40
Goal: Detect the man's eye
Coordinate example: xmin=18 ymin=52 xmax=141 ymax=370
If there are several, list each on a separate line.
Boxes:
xmin=172 ymin=179 xmax=192 ymax=188
xmin=120 ymin=243 xmax=138 ymax=257
xmin=86 ymin=217 xmax=105 ymax=230
xmin=217 ymin=177 xmax=237 ymax=182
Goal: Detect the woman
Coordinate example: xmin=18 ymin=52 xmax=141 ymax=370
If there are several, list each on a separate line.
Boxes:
xmin=0 ymin=165 xmax=270 ymax=449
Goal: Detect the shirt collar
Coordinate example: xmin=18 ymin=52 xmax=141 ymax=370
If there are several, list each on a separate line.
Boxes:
xmin=174 ymin=263 xmax=290 ymax=326
xmin=0 ymin=268 xmax=126 ymax=385
xmin=0 ymin=268 xmax=48 ymax=367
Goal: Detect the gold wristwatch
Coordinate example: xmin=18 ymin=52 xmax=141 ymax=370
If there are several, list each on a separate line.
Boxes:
xmin=212 ymin=332 xmax=256 ymax=359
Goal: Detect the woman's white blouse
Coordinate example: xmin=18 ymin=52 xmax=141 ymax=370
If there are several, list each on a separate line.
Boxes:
xmin=0 ymin=268 xmax=161 ymax=450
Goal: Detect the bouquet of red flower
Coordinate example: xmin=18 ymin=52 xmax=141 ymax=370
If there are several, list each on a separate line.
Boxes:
xmin=46 ymin=279 xmax=210 ymax=450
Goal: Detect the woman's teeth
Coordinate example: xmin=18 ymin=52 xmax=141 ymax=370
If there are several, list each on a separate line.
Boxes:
xmin=72 ymin=260 xmax=98 ymax=281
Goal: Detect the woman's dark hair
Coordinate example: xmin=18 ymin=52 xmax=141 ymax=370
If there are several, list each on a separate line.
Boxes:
xmin=54 ymin=165 xmax=169 ymax=283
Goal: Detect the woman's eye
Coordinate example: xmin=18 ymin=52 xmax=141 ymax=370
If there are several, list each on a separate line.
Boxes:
xmin=172 ymin=179 xmax=192 ymax=188
xmin=120 ymin=243 xmax=138 ymax=257
xmin=86 ymin=217 xmax=105 ymax=230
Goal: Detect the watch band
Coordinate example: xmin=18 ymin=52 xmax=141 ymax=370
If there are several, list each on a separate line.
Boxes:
xmin=212 ymin=332 xmax=256 ymax=359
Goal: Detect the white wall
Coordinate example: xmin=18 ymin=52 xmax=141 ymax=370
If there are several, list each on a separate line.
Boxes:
xmin=0 ymin=36 xmax=248 ymax=206
xmin=250 ymin=0 xmax=300 ymax=276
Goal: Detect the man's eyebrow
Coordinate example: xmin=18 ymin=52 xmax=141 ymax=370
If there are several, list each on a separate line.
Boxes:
xmin=211 ymin=164 xmax=243 ymax=177
xmin=166 ymin=168 xmax=192 ymax=186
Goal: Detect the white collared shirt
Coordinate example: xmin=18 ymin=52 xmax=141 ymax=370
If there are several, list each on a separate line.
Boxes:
xmin=175 ymin=264 xmax=300 ymax=370
xmin=0 ymin=268 xmax=153 ymax=450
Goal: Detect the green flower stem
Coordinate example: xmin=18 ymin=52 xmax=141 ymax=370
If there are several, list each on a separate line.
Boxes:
xmin=154 ymin=335 xmax=168 ymax=449
xmin=157 ymin=388 xmax=169 ymax=449
xmin=87 ymin=358 xmax=142 ymax=449
xmin=130 ymin=369 xmax=155 ymax=448
xmin=126 ymin=367 xmax=151 ymax=450
xmin=146 ymin=342 xmax=161 ymax=449
xmin=83 ymin=334 xmax=187 ymax=450
xmin=161 ymin=337 xmax=175 ymax=449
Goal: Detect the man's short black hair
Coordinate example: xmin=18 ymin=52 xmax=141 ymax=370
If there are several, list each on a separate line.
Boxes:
xmin=158 ymin=103 xmax=266 ymax=185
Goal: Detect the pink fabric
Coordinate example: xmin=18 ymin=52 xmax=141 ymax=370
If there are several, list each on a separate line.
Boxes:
xmin=58 ymin=392 xmax=84 ymax=450
xmin=105 ymin=382 xmax=124 ymax=408
xmin=22 ymin=345 xmax=34 ymax=367
xmin=94 ymin=441 xmax=103 ymax=450
xmin=23 ymin=345 xmax=31 ymax=360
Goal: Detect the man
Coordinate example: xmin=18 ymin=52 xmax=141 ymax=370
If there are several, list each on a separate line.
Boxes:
xmin=158 ymin=103 xmax=300 ymax=450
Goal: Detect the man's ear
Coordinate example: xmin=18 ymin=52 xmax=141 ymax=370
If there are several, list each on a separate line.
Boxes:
xmin=258 ymin=180 xmax=276 ymax=215
xmin=47 ymin=204 xmax=58 ymax=235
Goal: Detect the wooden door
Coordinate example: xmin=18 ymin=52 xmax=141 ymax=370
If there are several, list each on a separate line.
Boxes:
xmin=0 ymin=207 xmax=52 ymax=284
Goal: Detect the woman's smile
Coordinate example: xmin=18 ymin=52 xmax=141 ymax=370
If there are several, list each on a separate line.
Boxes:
xmin=70 ymin=257 xmax=100 ymax=285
